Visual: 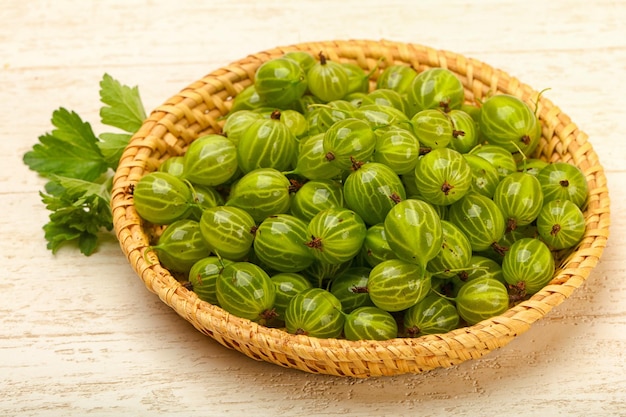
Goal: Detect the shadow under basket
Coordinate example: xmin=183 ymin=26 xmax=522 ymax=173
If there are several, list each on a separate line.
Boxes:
xmin=110 ymin=39 xmax=611 ymax=378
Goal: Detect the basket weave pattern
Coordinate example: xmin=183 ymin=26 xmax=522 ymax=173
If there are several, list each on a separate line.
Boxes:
xmin=111 ymin=39 xmax=610 ymax=378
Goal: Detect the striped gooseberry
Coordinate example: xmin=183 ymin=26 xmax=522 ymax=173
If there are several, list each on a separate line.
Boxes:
xmin=502 ymin=237 xmax=555 ymax=297
xmin=302 ymin=259 xmax=353 ymax=289
xmin=536 ymin=199 xmax=586 ymax=250
xmin=383 ymin=198 xmax=443 ymax=276
xmin=306 ymin=99 xmax=355 ymax=135
xmin=188 ymin=256 xmax=233 ymax=305
xmin=447 ymin=109 xmax=479 ymax=154
xmin=451 ymin=255 xmax=505 ymax=296
xmin=447 ymin=193 xmax=506 ymax=254
xmin=468 ymin=144 xmax=517 ymax=180
xmin=479 ymin=94 xmax=541 ymax=155
xmin=237 ymin=110 xmax=298 ymax=174
xmin=360 ymin=88 xmax=408 ymax=114
xmin=254 ymin=57 xmax=308 ymax=108
xmin=229 ymin=84 xmax=267 ymax=113
xmin=413 ymin=147 xmax=472 ymax=206
xmin=367 ymin=259 xmax=432 ymax=312
xmin=341 ymin=62 xmax=370 ymax=95
xmin=289 ymin=179 xmax=344 ymax=222
xmin=406 ymin=67 xmax=465 ymax=116
xmin=493 ymin=171 xmax=544 ymax=232
xmin=410 ymin=109 xmax=454 ymax=149
xmin=427 ymin=220 xmax=473 ymax=279
xmin=536 ymin=162 xmax=588 ymax=209
xmin=376 ymin=64 xmax=418 ymax=95
xmin=199 ymin=205 xmax=256 ymax=261
xmin=216 ymin=261 xmax=277 ymax=323
xmin=306 ymin=207 xmax=367 ymax=265
xmin=343 ymin=306 xmax=399 ymax=341
xmin=270 ymin=272 xmax=313 ymax=318
xmin=253 ymin=214 xmax=315 ymax=273
xmin=463 ymin=154 xmax=501 ymax=199
xmin=322 ymin=118 xmax=376 ymax=170
xmin=226 ymin=168 xmax=291 ymax=222
xmin=343 ymin=162 xmax=406 ymax=226
xmin=182 ymin=134 xmax=238 ymax=186
xmin=283 ymin=51 xmax=316 ymax=73
xmin=187 ymin=184 xmax=225 ymax=221
xmin=284 ymin=288 xmax=344 ymax=338
xmin=455 ymin=277 xmax=510 ymax=325
xmin=352 ymin=104 xmax=410 ymax=129
xmin=403 ymin=293 xmax=460 ymax=337
xmin=306 ymin=52 xmax=349 ymax=102
xmin=293 ymin=133 xmax=343 ymax=180
xmin=151 ymin=219 xmax=210 ymax=274
xmin=133 ymin=171 xmax=195 ymax=225
xmin=329 ymin=266 xmax=374 ymax=313
xmin=360 ymin=223 xmax=397 ymax=267
xmin=222 ymin=110 xmax=262 ymax=146
xmin=158 ymin=156 xmax=185 ymax=178
xmin=518 ymin=158 xmax=548 ymax=177
xmin=372 ymin=126 xmax=420 ymax=175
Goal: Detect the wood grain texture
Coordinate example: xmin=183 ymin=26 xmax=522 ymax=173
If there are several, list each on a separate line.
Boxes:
xmin=1 ymin=0 xmax=624 ymax=415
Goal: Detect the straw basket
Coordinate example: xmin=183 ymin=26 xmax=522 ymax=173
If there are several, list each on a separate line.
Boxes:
xmin=110 ymin=39 xmax=610 ymax=378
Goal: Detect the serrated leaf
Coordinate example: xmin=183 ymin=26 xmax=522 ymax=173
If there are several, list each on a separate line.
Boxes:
xmin=99 ymin=73 xmax=146 ymax=133
xmin=39 ymin=175 xmax=113 ymax=255
xmin=23 ymin=108 xmax=108 ymax=182
xmin=97 ymin=132 xmax=132 ymax=170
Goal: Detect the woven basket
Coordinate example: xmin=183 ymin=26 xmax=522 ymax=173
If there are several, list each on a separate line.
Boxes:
xmin=111 ymin=39 xmax=610 ymax=378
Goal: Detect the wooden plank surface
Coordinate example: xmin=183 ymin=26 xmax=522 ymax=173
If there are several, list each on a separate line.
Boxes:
xmin=1 ymin=0 xmax=624 ymax=415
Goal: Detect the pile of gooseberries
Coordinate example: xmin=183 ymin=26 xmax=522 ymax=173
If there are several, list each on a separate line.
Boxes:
xmin=132 ymin=50 xmax=589 ymax=341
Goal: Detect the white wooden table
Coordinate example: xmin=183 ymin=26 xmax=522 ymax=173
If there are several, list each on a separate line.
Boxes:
xmin=2 ymin=1 xmax=625 ymax=415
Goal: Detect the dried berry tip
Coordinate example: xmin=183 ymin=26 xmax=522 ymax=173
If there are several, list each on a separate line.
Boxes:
xmin=441 ymin=180 xmax=455 ymax=196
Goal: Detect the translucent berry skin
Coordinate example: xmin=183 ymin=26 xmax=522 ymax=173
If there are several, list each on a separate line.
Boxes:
xmin=447 ymin=193 xmax=506 ymax=253
xmin=406 ymin=68 xmax=465 ymax=116
xmin=216 ymin=262 xmax=276 ymax=323
xmin=254 ymin=57 xmax=308 ymax=108
xmin=536 ymin=199 xmax=586 ymax=250
xmin=367 ymin=259 xmax=432 ymax=312
xmin=188 ymin=256 xmax=233 ymax=305
xmin=133 ymin=171 xmax=194 ymax=225
xmin=502 ymin=237 xmax=555 ymax=295
xmin=237 ymin=116 xmax=297 ymax=174
xmin=343 ymin=306 xmax=398 ymax=341
xmin=306 ymin=208 xmax=367 ymax=265
xmin=329 ymin=267 xmax=374 ymax=313
xmin=493 ymin=171 xmax=544 ymax=232
xmin=536 ymin=162 xmax=589 ymax=209
xmin=403 ymin=293 xmax=460 ymax=337
xmin=225 ymin=168 xmax=291 ymax=223
xmin=253 ymin=214 xmax=315 ymax=273
xmin=199 ymin=206 xmax=256 ymax=261
xmin=322 ymin=118 xmax=376 ymax=170
xmin=183 ymin=134 xmax=238 ymax=186
xmin=270 ymin=272 xmax=313 ymax=318
xmin=413 ymin=147 xmax=472 ymax=206
xmin=152 ymin=219 xmax=210 ymax=274
xmin=284 ymin=288 xmax=345 ymax=338
xmin=383 ymin=199 xmax=443 ymax=275
xmin=343 ymin=162 xmax=407 ymax=226
xmin=479 ymin=94 xmax=541 ymax=155
xmin=307 ymin=55 xmax=349 ymax=102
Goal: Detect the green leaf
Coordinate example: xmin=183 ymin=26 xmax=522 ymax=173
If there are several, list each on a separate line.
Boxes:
xmin=23 ymin=108 xmax=108 ymax=182
xmin=39 ymin=175 xmax=113 ymax=255
xmin=99 ymin=73 xmax=146 ymax=133
xmin=98 ymin=132 xmax=132 ymax=170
